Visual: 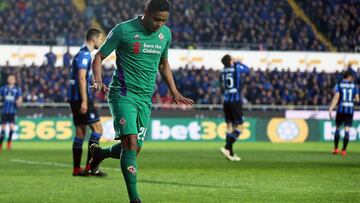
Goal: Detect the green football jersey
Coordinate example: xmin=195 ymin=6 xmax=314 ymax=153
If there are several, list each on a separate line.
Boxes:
xmin=99 ymin=16 xmax=172 ymax=102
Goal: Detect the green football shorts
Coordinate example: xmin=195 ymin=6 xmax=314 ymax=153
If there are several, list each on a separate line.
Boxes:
xmin=108 ymin=94 xmax=151 ymax=147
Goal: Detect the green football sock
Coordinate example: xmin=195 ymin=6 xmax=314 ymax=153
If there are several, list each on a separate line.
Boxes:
xmin=100 ymin=142 xmax=122 ymax=159
xmin=121 ymin=149 xmax=139 ymax=201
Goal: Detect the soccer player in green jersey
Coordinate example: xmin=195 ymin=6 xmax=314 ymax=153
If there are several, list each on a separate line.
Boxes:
xmin=91 ymin=0 xmax=194 ymax=202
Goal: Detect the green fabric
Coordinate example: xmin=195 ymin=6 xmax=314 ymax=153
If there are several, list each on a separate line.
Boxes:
xmin=120 ymin=149 xmax=139 ymax=201
xmin=99 ymin=16 xmax=172 ymax=102
xmin=101 ymin=142 xmax=122 ymax=159
xmin=108 ymin=94 xmax=150 ymax=147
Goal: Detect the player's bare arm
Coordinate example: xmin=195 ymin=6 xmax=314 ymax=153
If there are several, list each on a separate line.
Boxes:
xmin=92 ymin=52 xmax=109 ymax=93
xmin=16 ymin=95 xmax=23 ymax=106
xmin=158 ymin=57 xmax=194 ymax=106
xmin=78 ymin=69 xmax=88 ymax=114
xmin=329 ymin=92 xmax=340 ymax=119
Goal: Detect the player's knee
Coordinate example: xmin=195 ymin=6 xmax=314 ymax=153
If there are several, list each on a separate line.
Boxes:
xmin=226 ymin=123 xmax=233 ymax=133
xmin=90 ymin=122 xmax=103 ymax=134
xmin=121 ymin=135 xmax=138 ymax=151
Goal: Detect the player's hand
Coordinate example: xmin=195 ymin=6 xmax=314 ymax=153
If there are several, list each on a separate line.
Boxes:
xmin=80 ymin=101 xmax=88 ymax=114
xmin=172 ymin=92 xmax=194 ymax=106
xmin=92 ymin=81 xmax=109 ymax=93
xmin=329 ymin=110 xmax=333 ymax=120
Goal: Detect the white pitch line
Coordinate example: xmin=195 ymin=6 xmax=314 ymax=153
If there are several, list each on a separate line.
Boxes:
xmin=10 ymin=159 xmax=120 ymax=171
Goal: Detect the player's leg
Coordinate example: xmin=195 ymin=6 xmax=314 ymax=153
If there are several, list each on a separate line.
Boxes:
xmin=224 ymin=123 xmax=234 ymax=153
xmin=87 ymin=121 xmax=107 ymax=176
xmin=220 ymin=122 xmax=238 ymax=161
xmin=72 ymin=124 xmax=87 ymax=176
xmin=342 ymin=126 xmax=350 ymax=155
xmin=7 ymin=122 xmax=15 ymax=150
xmin=230 ymin=123 xmax=243 ymax=161
xmin=6 ymin=114 xmax=15 ymax=150
xmin=86 ymin=121 xmax=102 ymax=170
xmin=82 ymin=101 xmax=102 ymax=171
xmin=333 ymin=113 xmax=343 ymax=154
xmin=120 ymin=134 xmax=141 ymax=202
xmin=0 ymin=122 xmax=6 ymax=151
xmin=222 ymin=102 xmax=243 ymax=160
xmin=341 ymin=114 xmax=353 ymax=155
xmin=108 ymin=95 xmax=142 ymax=202
xmin=220 ymin=102 xmax=235 ymax=159
xmin=120 ymin=100 xmax=151 ymax=203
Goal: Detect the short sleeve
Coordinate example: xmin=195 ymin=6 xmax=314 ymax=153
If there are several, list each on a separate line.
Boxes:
xmin=334 ymin=84 xmax=339 ymax=93
xmin=76 ymin=52 xmax=90 ymax=70
xmin=161 ymin=31 xmax=172 ymax=58
xmin=99 ymin=24 xmax=123 ymax=58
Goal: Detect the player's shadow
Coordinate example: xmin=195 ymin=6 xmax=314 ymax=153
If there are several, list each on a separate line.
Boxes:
xmin=139 ymin=179 xmax=243 ymax=189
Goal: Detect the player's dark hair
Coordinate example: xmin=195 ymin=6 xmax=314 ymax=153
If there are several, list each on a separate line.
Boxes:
xmin=221 ymin=54 xmax=232 ymax=67
xmin=85 ymin=28 xmax=101 ymax=41
xmin=145 ymin=0 xmax=171 ymax=13
xmin=343 ymin=70 xmax=353 ymax=79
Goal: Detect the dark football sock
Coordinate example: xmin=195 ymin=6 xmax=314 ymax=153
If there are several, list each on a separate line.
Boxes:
xmin=0 ymin=130 xmax=5 ymax=146
xmin=72 ymin=137 xmax=84 ymax=169
xmin=342 ymin=131 xmax=349 ymax=151
xmin=233 ymin=129 xmax=241 ymax=138
xmin=87 ymin=132 xmax=101 ymax=167
xmin=334 ymin=129 xmax=340 ymax=149
xmin=225 ymin=133 xmax=236 ymax=156
xmin=8 ymin=130 xmax=13 ymax=143
xmin=121 ymin=149 xmax=140 ymax=201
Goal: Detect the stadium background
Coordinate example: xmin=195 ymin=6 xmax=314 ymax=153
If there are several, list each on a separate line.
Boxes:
xmin=1 ymin=0 xmax=360 ymax=202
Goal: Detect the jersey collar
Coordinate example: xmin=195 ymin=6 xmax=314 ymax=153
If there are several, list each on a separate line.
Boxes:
xmin=80 ymin=45 xmax=90 ymax=52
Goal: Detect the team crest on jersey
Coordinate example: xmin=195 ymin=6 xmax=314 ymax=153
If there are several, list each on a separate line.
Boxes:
xmin=159 ymin=33 xmax=164 ymax=40
xmin=134 ymin=34 xmax=140 ymax=39
xmin=133 ymin=42 xmax=140 ymax=54
xmin=127 ymin=166 xmax=137 ymax=176
xmin=120 ymin=117 xmax=126 ymax=126
xmin=90 ymin=113 xmax=95 ymax=119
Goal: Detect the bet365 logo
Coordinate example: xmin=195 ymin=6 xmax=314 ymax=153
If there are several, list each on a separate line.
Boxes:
xmin=151 ymin=120 xmax=253 ymax=141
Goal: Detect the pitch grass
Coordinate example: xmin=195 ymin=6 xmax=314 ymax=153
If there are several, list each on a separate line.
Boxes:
xmin=0 ymin=142 xmax=360 ymax=203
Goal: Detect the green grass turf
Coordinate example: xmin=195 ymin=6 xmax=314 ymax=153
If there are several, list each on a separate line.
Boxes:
xmin=0 ymin=141 xmax=360 ymax=203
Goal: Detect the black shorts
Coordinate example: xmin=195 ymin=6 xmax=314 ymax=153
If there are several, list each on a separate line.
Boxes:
xmin=69 ymin=101 xmax=100 ymax=126
xmin=1 ymin=113 xmax=15 ymax=124
xmin=223 ymin=102 xmax=244 ymax=125
xmin=335 ymin=112 xmax=353 ymax=127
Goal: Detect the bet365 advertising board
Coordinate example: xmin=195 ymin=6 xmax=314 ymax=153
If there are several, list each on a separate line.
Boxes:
xmin=4 ymin=117 xmax=360 ymax=142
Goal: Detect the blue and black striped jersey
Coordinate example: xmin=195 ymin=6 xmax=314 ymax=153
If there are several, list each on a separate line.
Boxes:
xmin=0 ymin=85 xmax=22 ymax=114
xmin=67 ymin=46 xmax=93 ymax=102
xmin=335 ymin=80 xmax=359 ymax=114
xmin=221 ymin=62 xmax=250 ymax=103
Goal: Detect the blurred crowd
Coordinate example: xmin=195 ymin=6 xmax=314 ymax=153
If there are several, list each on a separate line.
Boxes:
xmin=297 ymin=0 xmax=360 ymax=52
xmin=0 ymin=0 xmax=358 ymax=51
xmin=0 ymin=0 xmax=91 ymax=45
xmin=89 ymin=0 xmax=325 ymax=51
xmin=1 ymin=63 xmax=354 ymax=106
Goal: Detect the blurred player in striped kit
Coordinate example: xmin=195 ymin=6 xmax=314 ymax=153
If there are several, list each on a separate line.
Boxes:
xmin=219 ymin=54 xmax=249 ymax=161
xmin=68 ymin=28 xmax=106 ymax=176
xmin=0 ymin=75 xmax=22 ymax=150
xmin=329 ymin=70 xmax=359 ymax=155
